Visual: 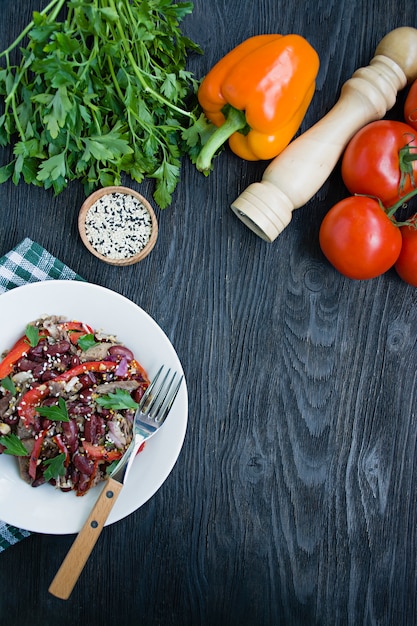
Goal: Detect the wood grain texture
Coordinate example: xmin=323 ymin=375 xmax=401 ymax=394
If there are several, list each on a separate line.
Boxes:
xmin=1 ymin=1 xmax=417 ymax=625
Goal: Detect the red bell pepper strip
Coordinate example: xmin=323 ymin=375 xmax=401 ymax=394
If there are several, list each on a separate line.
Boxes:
xmin=29 ymin=430 xmax=47 ymax=480
xmin=130 ymin=359 xmax=150 ymax=383
xmin=0 ymin=328 xmax=49 ymax=379
xmin=82 ymin=440 xmax=146 ymax=463
xmin=81 ymin=441 xmax=123 ymax=462
xmin=0 ymin=335 xmax=29 ymax=379
xmin=58 ymin=321 xmax=94 ymax=345
xmin=18 ymin=360 xmax=116 ymax=426
xmin=51 ymin=360 xmax=116 ymax=383
xmin=53 ymin=434 xmax=70 ymax=466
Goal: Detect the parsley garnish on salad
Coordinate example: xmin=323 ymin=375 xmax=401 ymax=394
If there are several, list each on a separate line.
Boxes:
xmin=35 ymin=398 xmax=70 ymax=422
xmin=0 ymin=433 xmax=28 ymax=456
xmin=77 ymin=333 xmax=99 ymax=351
xmin=1 ymin=376 xmax=16 ymax=396
xmin=96 ymin=389 xmax=139 ymax=411
xmin=24 ymin=324 xmax=40 ymax=347
xmin=43 ymin=453 xmax=67 ymax=482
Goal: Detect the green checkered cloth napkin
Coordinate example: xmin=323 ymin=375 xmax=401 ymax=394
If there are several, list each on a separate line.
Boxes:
xmin=0 ymin=237 xmax=83 ymax=552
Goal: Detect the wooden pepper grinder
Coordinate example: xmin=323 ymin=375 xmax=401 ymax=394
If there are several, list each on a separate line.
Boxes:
xmin=231 ymin=27 xmax=417 ymax=242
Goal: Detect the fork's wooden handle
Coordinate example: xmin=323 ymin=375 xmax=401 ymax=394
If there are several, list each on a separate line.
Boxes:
xmin=48 ymin=477 xmax=123 ymax=600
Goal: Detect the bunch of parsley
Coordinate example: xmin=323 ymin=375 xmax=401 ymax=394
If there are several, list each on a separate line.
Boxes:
xmin=0 ymin=0 xmax=204 ymax=208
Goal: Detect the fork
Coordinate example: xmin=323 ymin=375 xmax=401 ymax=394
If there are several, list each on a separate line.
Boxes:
xmin=48 ymin=365 xmax=183 ymax=600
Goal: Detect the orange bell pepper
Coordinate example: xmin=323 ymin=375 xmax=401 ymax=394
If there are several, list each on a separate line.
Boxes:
xmin=196 ymin=34 xmax=320 ymax=171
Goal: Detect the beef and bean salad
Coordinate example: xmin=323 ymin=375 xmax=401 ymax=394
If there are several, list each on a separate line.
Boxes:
xmin=0 ymin=316 xmax=149 ymax=496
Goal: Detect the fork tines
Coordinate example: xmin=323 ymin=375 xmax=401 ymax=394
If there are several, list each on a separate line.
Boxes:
xmin=141 ymin=366 xmax=183 ymax=425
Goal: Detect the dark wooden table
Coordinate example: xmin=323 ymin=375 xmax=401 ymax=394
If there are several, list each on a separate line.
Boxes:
xmin=1 ymin=1 xmax=417 ymax=625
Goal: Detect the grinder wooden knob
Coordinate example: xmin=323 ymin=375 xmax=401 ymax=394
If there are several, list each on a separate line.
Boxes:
xmin=231 ymin=27 xmax=417 ymax=242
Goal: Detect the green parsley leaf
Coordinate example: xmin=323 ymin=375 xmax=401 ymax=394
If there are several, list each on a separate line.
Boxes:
xmin=43 ymin=453 xmax=66 ymax=481
xmin=105 ymin=459 xmax=119 ymax=476
xmin=96 ymin=389 xmax=139 ymax=411
xmin=0 ymin=162 xmax=14 ymax=183
xmin=25 ymin=324 xmax=40 ymax=347
xmin=1 ymin=376 xmax=16 ymax=396
xmin=0 ymin=0 xmax=202 ymax=208
xmin=36 ymin=152 xmax=66 ymax=183
xmin=82 ymin=127 xmax=133 ymax=163
xmin=0 ymin=433 xmax=28 ymax=456
xmin=35 ymin=397 xmax=69 ymax=422
xmin=77 ymin=333 xmax=99 ymax=351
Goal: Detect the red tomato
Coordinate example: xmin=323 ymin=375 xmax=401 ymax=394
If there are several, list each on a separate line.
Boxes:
xmin=319 ymin=196 xmax=402 ymax=280
xmin=341 ymin=120 xmax=417 ymax=207
xmin=394 ymin=221 xmax=417 ymax=287
xmin=404 ymin=80 xmax=417 ymax=131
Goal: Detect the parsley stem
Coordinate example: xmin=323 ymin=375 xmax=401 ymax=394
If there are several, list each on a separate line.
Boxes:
xmin=0 ymin=0 xmax=65 ymax=58
xmin=106 ymin=0 xmax=196 ymax=122
xmin=1 ymin=0 xmax=66 ymax=141
xmin=10 ymin=91 xmax=25 ymax=140
xmin=0 ymin=0 xmax=201 ymax=207
xmin=107 ymin=54 xmax=125 ymax=105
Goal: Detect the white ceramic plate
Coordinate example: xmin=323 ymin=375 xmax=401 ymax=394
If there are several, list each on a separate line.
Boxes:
xmin=0 ymin=281 xmax=188 ymax=534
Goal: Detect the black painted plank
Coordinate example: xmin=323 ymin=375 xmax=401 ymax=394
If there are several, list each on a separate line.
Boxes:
xmin=1 ymin=1 xmax=417 ymax=625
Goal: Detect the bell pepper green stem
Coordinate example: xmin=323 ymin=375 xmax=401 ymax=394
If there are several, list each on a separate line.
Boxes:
xmin=196 ymin=107 xmax=248 ymax=173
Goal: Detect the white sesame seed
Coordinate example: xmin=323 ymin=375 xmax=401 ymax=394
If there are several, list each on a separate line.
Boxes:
xmin=84 ymin=192 xmax=153 ymax=260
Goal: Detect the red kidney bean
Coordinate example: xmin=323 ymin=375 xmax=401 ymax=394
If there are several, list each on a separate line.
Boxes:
xmin=56 ymin=354 xmax=72 ymax=368
xmin=77 ymin=474 xmax=91 ymax=494
xmin=68 ymin=402 xmax=92 ymax=416
xmin=69 ymin=467 xmax=79 ymax=487
xmin=28 ymin=339 xmax=49 ymax=358
xmin=108 ymin=345 xmax=134 ymax=361
xmin=79 ymin=388 xmax=93 ymax=403
xmin=83 ymin=416 xmax=93 ymax=443
xmin=62 ymin=419 xmax=78 ymax=453
xmin=41 ymin=418 xmax=52 ymax=430
xmin=42 ymin=370 xmax=59 ymax=382
xmin=16 ymin=357 xmax=39 ymax=372
xmin=133 ymin=386 xmax=145 ymax=403
xmin=31 ymin=475 xmax=46 ymax=488
xmin=45 ymin=340 xmax=71 ymax=357
xmin=32 ymin=363 xmax=48 ymax=380
xmin=73 ymin=451 xmax=95 ymax=476
xmin=96 ymin=415 xmax=105 ymax=437
xmin=3 ymin=413 xmax=19 ymax=426
xmin=70 ymin=355 xmax=81 ymax=368
xmin=41 ymin=397 xmax=58 ymax=407
xmin=78 ymin=372 xmax=96 ymax=388
xmin=84 ymin=413 xmax=105 ymax=443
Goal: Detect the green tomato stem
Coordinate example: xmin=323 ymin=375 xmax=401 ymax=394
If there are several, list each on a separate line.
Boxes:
xmin=386 ymin=187 xmax=417 ymax=217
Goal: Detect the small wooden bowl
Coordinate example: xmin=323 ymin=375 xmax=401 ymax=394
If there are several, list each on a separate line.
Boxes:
xmin=78 ymin=186 xmax=158 ymax=266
